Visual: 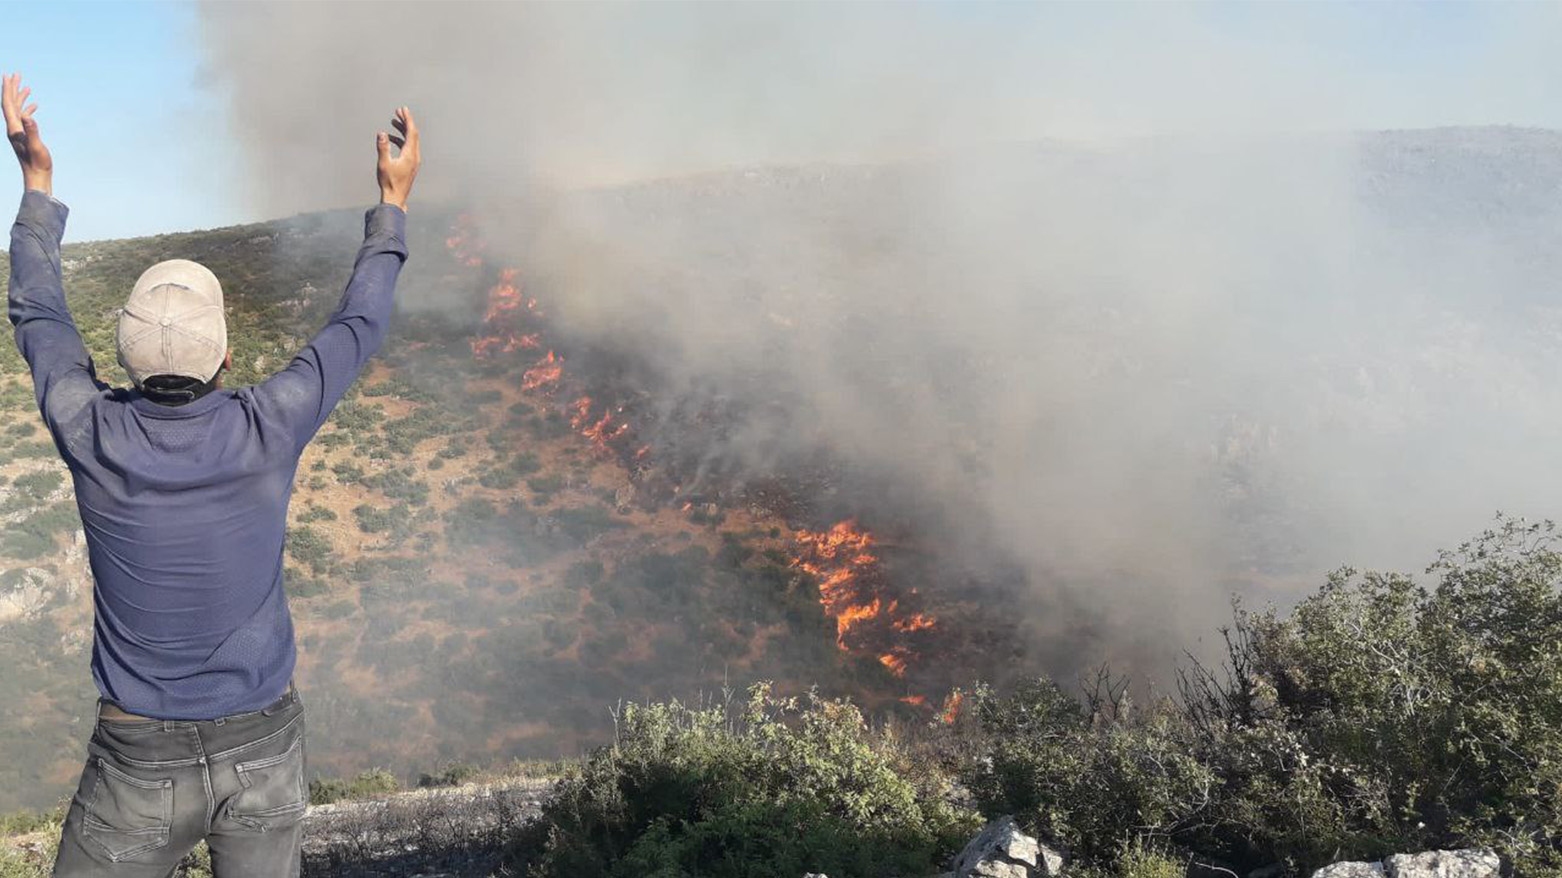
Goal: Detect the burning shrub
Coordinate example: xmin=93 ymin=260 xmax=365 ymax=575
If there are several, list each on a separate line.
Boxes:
xmin=505 ymin=683 xmax=976 ymax=878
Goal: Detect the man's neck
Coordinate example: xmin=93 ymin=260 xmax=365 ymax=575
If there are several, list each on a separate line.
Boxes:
xmin=140 ymin=379 xmax=219 ymax=407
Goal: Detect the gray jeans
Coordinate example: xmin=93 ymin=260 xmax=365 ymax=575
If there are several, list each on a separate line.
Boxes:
xmin=52 ymin=687 xmax=307 ymax=877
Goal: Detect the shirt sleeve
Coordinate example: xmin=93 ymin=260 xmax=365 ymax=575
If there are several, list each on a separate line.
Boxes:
xmin=251 ymin=203 xmax=408 ymax=452
xmin=7 ymin=190 xmax=106 ymax=436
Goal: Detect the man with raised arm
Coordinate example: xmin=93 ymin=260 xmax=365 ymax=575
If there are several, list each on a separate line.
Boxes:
xmin=3 ymin=72 xmax=421 ymax=876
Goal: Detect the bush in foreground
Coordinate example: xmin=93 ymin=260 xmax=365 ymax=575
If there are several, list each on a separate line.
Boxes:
xmin=309 ymin=768 xmax=402 ymax=805
xmin=960 ymin=516 xmax=1562 ymax=876
xmin=506 ymin=683 xmax=977 ymax=878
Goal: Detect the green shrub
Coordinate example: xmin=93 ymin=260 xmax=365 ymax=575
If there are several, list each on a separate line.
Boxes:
xmin=329 ymin=401 xmax=384 ymax=433
xmin=364 ymin=468 xmax=428 ymax=505
xmin=284 ymin=525 xmax=334 ymax=574
xmin=0 ymin=503 xmax=79 ymax=559
xmin=0 ymin=805 xmax=62 ymax=837
xmin=960 ymin=516 xmax=1562 ymax=875
xmin=417 ymin=762 xmax=480 ymax=788
xmin=308 ymin=768 xmax=401 ymax=805
xmin=527 ymin=473 xmax=565 ymax=495
xmin=382 ymin=406 xmax=461 ymax=455
xmin=9 ymin=471 xmax=60 ymax=500
xmin=353 ymin=502 xmax=414 ymax=537
xmin=296 ymin=502 xmax=337 ymax=523
xmin=285 ymin=571 xmax=330 ymax=599
xmin=478 ymin=452 xmax=542 ymax=490
xmin=436 ymin=439 xmax=469 ymax=460
xmin=553 ymin=505 xmax=628 ymax=544
xmin=1114 ymin=840 xmax=1185 ymax=878
xmin=507 ymin=683 xmax=976 ymax=878
xmin=318 ymin=599 xmax=356 ymax=620
xmin=9 ymin=441 xmax=54 ymax=460
xmin=960 ymin=678 xmax=1213 ymax=866
xmin=1180 ymin=516 xmax=1562 ymax=871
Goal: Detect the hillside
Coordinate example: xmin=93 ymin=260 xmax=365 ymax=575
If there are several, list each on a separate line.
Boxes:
xmin=7 ymin=126 xmax=1562 ymax=817
xmin=0 ymin=197 xmax=1004 ymax=813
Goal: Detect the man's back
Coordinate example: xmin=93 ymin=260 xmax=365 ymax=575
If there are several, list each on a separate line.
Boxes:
xmin=13 ymin=190 xmax=410 ymax=720
xmin=66 ymin=386 xmax=308 ymax=720
xmin=5 ymin=75 xmax=424 ymax=876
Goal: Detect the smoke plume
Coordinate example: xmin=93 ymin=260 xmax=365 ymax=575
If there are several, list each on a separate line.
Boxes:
xmin=197 ymin=2 xmax=1562 ymax=675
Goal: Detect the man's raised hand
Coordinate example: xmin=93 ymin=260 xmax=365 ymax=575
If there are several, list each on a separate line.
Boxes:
xmin=2 ymin=74 xmax=52 ymax=196
xmin=376 ymin=106 xmax=420 ymax=211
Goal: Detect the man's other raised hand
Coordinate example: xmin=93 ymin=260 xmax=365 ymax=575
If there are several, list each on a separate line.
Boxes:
xmin=376 ymin=106 xmax=420 ymax=212
xmin=2 ymin=74 xmax=52 ymax=196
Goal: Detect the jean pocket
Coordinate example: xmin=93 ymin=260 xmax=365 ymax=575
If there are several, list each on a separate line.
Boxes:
xmin=82 ymin=758 xmax=172 ymax=862
xmin=228 ymin=733 xmax=307 ymax=832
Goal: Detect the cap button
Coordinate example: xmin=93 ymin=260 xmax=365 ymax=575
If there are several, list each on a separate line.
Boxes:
xmin=160 ymin=317 xmax=171 ymax=327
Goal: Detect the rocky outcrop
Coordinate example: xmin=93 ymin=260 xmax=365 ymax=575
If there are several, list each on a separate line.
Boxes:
xmin=1312 ymin=863 xmax=1386 ymax=878
xmin=1384 ymin=850 xmax=1500 ymax=878
xmin=0 ymin=567 xmax=54 ymax=624
xmin=951 ymin=816 xmax=1063 ymax=878
xmin=1311 ymin=850 xmax=1499 ymax=878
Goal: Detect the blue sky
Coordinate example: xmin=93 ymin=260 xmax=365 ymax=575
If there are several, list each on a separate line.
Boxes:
xmin=5 ymin=0 xmax=1562 ymax=242
xmin=5 ymin=1 xmax=242 ymax=241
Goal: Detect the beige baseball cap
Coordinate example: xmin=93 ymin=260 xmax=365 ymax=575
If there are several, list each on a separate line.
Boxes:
xmin=116 ymin=259 xmax=228 ymax=386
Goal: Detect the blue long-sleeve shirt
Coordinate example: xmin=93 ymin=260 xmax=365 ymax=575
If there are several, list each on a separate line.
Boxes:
xmin=8 ymin=190 xmax=407 ymax=720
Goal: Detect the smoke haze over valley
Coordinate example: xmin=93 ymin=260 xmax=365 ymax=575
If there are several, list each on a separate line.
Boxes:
xmin=194 ymin=2 xmax=1562 ymax=661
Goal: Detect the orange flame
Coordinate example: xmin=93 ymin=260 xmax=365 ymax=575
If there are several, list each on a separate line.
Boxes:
xmin=878 ymin=651 xmax=909 ymax=675
xmin=445 ymin=214 xmax=485 ymax=267
xmin=790 ymin=520 xmax=937 ymax=678
xmin=569 ymin=397 xmax=634 ymax=456
xmin=940 ymin=690 xmax=964 ymax=724
xmin=521 ymin=351 xmax=562 ymax=390
xmin=449 ymin=222 xmax=648 ymax=457
xmin=481 ymin=269 xmax=522 ymax=321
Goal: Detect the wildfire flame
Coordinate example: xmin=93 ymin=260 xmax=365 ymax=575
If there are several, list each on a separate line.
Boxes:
xmin=571 ymin=396 xmax=632 ymax=454
xmin=451 ymin=221 xmax=649 ymax=463
xmin=789 ymin=520 xmax=938 ymax=678
xmin=445 ymin=214 xmax=485 ymax=267
xmin=521 ymin=351 xmax=563 ymax=390
xmin=448 ymin=216 xmax=954 ymax=705
xmin=941 ymin=690 xmax=964 ymax=724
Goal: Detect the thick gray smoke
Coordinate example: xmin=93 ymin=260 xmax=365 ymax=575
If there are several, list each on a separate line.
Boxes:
xmin=197 ymin=2 xmax=1562 ymax=672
